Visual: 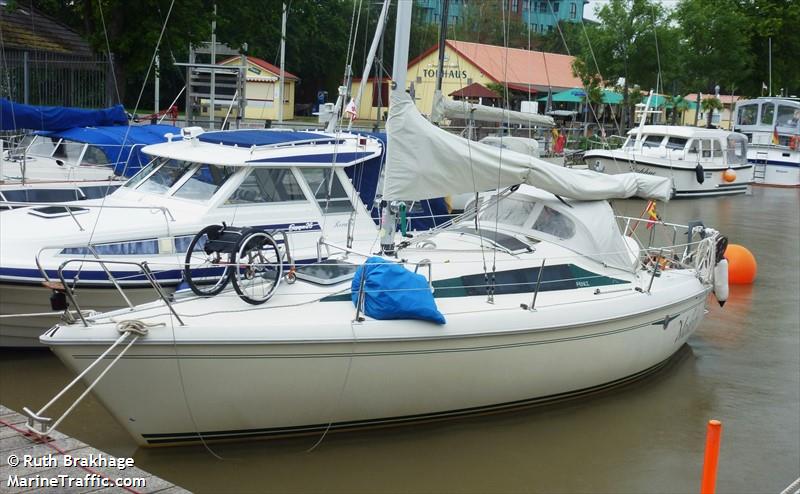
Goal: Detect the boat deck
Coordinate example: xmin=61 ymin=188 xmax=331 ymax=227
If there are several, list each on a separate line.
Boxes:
xmin=0 ymin=405 xmax=189 ymax=493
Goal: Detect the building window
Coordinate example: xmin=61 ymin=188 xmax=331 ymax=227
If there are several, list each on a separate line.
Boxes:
xmin=553 ymin=2 xmax=560 ymax=12
xmin=570 ymin=2 xmax=577 ymax=19
xmin=512 ymin=0 xmax=519 ymax=11
xmin=523 ymin=0 xmax=530 ymax=11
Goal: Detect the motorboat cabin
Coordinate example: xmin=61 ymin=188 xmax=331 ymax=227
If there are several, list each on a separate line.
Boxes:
xmin=0 ymin=127 xmax=383 ymax=346
xmin=583 ymin=125 xmax=752 ymax=197
xmin=732 ymin=97 xmax=799 ymax=186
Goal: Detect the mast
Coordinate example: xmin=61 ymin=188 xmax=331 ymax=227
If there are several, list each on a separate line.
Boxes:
xmin=154 ymin=49 xmax=160 ymax=120
xmin=380 ymin=0 xmax=413 ymax=255
xmin=210 ymin=4 xmax=217 ymax=129
xmin=348 ymin=0 xmax=392 ymax=131
xmin=277 ymin=2 xmax=287 ymax=123
xmin=768 ymin=37 xmax=772 ymax=97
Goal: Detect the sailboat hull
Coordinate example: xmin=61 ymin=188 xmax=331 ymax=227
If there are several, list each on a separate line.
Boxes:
xmin=45 ymin=289 xmax=708 ymax=446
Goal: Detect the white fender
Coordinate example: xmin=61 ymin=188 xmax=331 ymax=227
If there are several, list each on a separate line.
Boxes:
xmin=713 ymin=259 xmax=729 ymax=307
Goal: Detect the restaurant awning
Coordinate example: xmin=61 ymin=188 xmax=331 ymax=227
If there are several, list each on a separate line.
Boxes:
xmin=449 ymin=83 xmax=500 ymax=99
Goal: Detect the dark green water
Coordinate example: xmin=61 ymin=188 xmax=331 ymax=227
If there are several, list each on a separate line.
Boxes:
xmin=2 ymin=187 xmax=798 ymax=493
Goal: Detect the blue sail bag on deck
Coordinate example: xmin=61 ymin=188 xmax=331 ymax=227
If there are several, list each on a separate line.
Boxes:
xmin=351 ymin=257 xmax=446 ymax=324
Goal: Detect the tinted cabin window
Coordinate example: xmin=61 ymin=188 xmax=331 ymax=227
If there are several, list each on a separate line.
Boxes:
xmin=173 ymin=164 xmax=236 ymax=201
xmin=666 ymin=137 xmax=688 ymax=150
xmin=643 ymin=135 xmax=664 ymax=147
xmin=2 ymin=188 xmax=81 ymax=203
xmin=532 ymin=206 xmax=576 ymax=239
xmin=737 ymin=104 xmax=757 ymax=125
xmin=80 ymin=185 xmax=119 ymax=199
xmin=301 ymin=168 xmax=353 ymax=213
xmin=225 ymin=168 xmax=305 ymax=204
xmin=760 ymin=103 xmax=774 ymax=125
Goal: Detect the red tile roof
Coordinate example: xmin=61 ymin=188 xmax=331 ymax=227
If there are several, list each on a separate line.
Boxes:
xmin=220 ymin=55 xmax=299 ymax=80
xmin=685 ymin=93 xmax=741 ymax=105
xmin=409 ymin=40 xmax=581 ymax=92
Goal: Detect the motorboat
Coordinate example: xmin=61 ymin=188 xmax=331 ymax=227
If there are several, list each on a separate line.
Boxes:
xmin=732 ymin=97 xmax=799 ymax=187
xmin=582 ymin=125 xmax=753 ymax=197
xmin=1 ymin=124 xmax=179 ymax=206
xmin=22 ymin=2 xmax=728 ymax=445
xmin=0 ymin=127 xmax=383 ymax=346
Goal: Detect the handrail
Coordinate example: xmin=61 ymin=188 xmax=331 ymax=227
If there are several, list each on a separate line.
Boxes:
xmin=55 ymin=258 xmax=184 ymax=327
xmin=2 ymin=201 xmax=177 ymax=222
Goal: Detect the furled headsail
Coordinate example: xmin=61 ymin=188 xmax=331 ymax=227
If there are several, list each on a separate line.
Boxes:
xmin=430 ymin=90 xmax=555 ymax=127
xmin=385 ymin=92 xmax=673 ymax=202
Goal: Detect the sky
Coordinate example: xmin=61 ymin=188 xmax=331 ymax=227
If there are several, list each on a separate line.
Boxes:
xmin=583 ymin=0 xmax=682 ymax=22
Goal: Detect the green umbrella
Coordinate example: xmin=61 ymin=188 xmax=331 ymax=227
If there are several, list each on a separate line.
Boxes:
xmin=537 ymin=88 xmax=585 ymax=103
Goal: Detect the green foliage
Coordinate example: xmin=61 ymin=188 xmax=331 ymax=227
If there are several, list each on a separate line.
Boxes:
xmin=675 ymin=0 xmax=751 ymax=94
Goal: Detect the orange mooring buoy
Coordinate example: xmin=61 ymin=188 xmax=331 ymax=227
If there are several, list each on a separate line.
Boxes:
xmin=722 ymin=168 xmax=737 ymax=183
xmin=724 ymin=244 xmax=757 ymax=284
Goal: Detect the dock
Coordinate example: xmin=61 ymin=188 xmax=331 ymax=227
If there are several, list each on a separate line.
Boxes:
xmin=1 ymin=405 xmax=189 ymax=493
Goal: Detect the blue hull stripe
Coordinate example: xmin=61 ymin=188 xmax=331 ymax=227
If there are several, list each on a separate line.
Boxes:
xmin=748 ymin=159 xmax=800 ymax=168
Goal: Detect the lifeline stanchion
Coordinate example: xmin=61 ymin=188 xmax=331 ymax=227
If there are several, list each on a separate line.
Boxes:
xmin=700 ymin=419 xmax=723 ymax=494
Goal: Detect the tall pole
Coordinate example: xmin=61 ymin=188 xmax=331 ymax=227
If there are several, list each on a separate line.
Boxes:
xmin=154 ymin=49 xmax=160 ymax=116
xmin=210 ymin=3 xmax=217 ymax=129
xmin=349 ymin=0 xmax=392 ymax=130
xmin=391 ymin=0 xmax=412 ymax=94
xmin=435 ymin=0 xmax=449 ymax=93
xmin=768 ymin=37 xmax=772 ymax=97
xmin=277 ymin=2 xmax=287 ymax=123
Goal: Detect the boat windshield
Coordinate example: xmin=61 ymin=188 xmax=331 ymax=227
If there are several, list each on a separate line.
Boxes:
xmin=301 ymin=168 xmax=353 ymax=213
xmin=737 ymin=103 xmax=758 ymax=126
xmin=777 ymin=105 xmax=800 ymax=132
xmin=478 ymin=196 xmax=536 ymax=227
xmin=173 ymin=164 xmax=237 ymax=201
xmin=134 ymin=158 xmax=195 ymax=195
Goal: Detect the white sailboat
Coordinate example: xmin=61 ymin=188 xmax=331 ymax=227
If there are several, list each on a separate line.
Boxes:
xmin=23 ymin=1 xmax=729 ymax=446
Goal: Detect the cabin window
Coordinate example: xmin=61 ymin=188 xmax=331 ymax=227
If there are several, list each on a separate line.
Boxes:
xmin=760 ymin=104 xmax=774 ymax=125
xmin=665 ymin=137 xmax=688 ymax=150
xmin=643 ymin=135 xmax=665 ymax=147
xmin=1 ymin=188 xmax=82 ymax=203
xmin=80 ymin=185 xmax=119 ymax=199
xmin=81 ymin=145 xmax=111 ymax=166
xmin=225 ymin=168 xmax=306 ymax=204
xmin=52 ymin=140 xmax=86 ymax=164
xmin=301 ymin=168 xmax=353 ymax=213
xmin=532 ymin=206 xmax=576 ymax=239
xmin=173 ymin=164 xmax=237 ymax=201
xmin=737 ymin=104 xmax=758 ymax=126
xmin=61 ymin=239 xmax=160 ymax=256
xmin=777 ymin=105 xmax=800 ymax=128
xmin=26 ymin=136 xmax=60 ymax=157
xmin=726 ymin=136 xmax=747 ymax=164
xmin=479 ymin=197 xmax=536 ymax=227
xmin=712 ymin=140 xmax=722 ymax=157
xmin=135 ymin=159 xmax=195 ymax=194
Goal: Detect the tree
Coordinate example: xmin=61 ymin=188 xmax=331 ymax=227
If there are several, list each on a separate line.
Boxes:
xmin=700 ymin=96 xmax=723 ymax=128
xmin=675 ymin=0 xmax=752 ymax=97
xmin=586 ymin=0 xmax=675 ymax=130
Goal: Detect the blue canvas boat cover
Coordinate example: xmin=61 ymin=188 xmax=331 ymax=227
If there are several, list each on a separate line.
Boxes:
xmin=1 ymin=98 xmax=128 ymax=131
xmin=40 ymin=124 xmax=179 ymax=176
xmin=351 ymin=257 xmax=446 ymax=324
xmin=198 ymin=130 xmax=334 ymax=147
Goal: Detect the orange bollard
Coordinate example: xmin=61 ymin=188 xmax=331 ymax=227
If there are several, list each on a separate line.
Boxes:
xmin=700 ymin=420 xmax=723 ymax=494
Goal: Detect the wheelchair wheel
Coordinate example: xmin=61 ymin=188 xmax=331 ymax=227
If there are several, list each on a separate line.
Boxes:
xmin=231 ymin=231 xmax=282 ymax=305
xmin=183 ymin=224 xmax=233 ymax=296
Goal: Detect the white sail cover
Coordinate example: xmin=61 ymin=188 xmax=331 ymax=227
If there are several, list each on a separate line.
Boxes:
xmin=385 ymin=93 xmax=673 ymax=202
xmin=431 ymin=91 xmax=555 ymax=127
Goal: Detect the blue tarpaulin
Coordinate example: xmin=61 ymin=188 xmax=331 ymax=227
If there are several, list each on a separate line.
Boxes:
xmin=1 ymin=98 xmax=128 ymax=131
xmin=351 ymin=257 xmax=446 ymax=324
xmin=40 ymin=124 xmax=179 ymax=176
xmin=345 ymin=132 xmax=452 ymax=231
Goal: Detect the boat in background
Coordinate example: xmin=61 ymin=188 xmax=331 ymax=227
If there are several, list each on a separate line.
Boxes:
xmin=1 ymin=124 xmax=179 ymax=206
xmin=1 ymin=97 xmax=179 ymax=206
xmin=0 ymin=127 xmax=383 ymax=347
xmin=732 ymin=96 xmax=799 ymax=187
xmin=583 ymin=125 xmax=753 ymax=197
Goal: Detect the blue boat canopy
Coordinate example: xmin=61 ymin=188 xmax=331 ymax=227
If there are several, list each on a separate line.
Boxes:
xmin=39 ymin=124 xmax=179 ymax=176
xmin=1 ymin=98 xmax=128 ymax=131
xmin=198 ymin=130 xmax=335 ymax=147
